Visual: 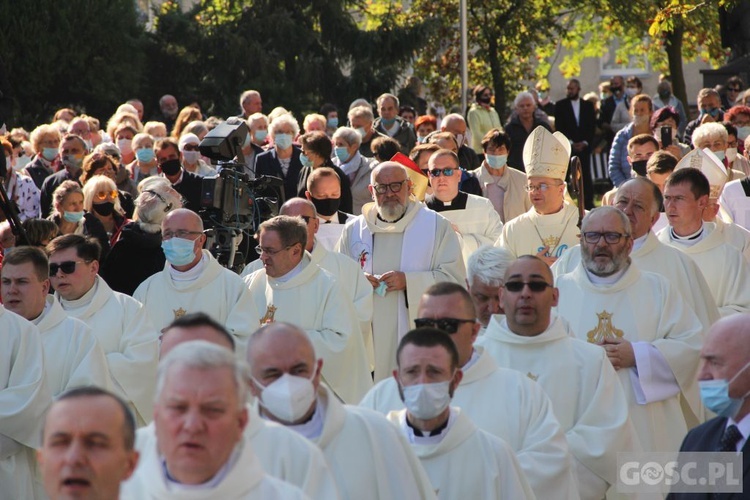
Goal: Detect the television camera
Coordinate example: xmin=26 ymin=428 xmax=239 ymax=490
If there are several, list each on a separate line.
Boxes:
xmin=198 ymin=121 xmax=284 ymax=273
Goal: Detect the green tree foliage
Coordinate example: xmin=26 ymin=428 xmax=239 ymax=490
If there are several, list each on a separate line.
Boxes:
xmin=0 ymin=0 xmax=145 ymax=127
xmin=143 ymin=0 xmax=433 ymax=119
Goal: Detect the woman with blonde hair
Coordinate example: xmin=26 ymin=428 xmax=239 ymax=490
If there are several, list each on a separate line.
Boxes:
xmin=170 ymin=106 xmax=203 ymax=139
xmin=100 ymin=177 xmax=183 ymax=295
xmin=82 ymin=174 xmax=130 ymax=255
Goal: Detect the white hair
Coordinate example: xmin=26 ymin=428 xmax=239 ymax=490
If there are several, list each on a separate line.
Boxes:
xmin=691 ymin=122 xmax=728 ymax=149
xmin=514 ymin=91 xmax=536 ymax=109
xmin=270 ymin=113 xmax=300 ymax=137
xmin=466 ymin=245 xmax=515 ymax=287
xmin=348 ymin=105 xmax=374 ymax=123
xmin=156 ymin=340 xmax=248 ymax=410
xmin=134 ymin=178 xmax=183 ymax=233
xmin=240 ymin=90 xmax=260 ymax=107
xmin=332 ymin=126 xmax=361 ymax=148
xmin=247 ymin=113 xmax=268 ymax=129
xmin=348 ymin=98 xmax=372 ymax=110
xmin=376 ymin=93 xmax=399 ymax=109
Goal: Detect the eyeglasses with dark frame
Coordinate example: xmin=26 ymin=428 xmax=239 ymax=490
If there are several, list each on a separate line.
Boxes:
xmin=581 ymin=232 xmax=629 ymax=244
xmin=414 ymin=317 xmax=476 ymax=334
xmin=503 ymin=281 xmax=553 ymax=293
xmin=255 ymin=244 xmax=294 ymax=256
xmin=49 ymin=260 xmax=91 ymax=276
xmin=525 ymin=182 xmax=563 ymax=193
xmin=372 ymin=180 xmax=407 ymax=195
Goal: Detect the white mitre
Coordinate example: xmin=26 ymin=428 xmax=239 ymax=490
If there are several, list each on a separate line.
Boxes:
xmin=523 ymin=126 xmax=572 ymax=180
xmin=675 ymin=147 xmax=727 ymax=199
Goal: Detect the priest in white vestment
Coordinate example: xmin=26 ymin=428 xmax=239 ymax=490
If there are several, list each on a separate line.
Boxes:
xmin=0 ymin=304 xmax=51 ymax=500
xmin=130 ymin=314 xmax=341 ymax=499
xmin=655 ymin=165 xmax=750 ymax=316
xmin=466 ymin=245 xmax=515 ymax=334
xmin=361 ymin=282 xmax=579 ymax=499
xmin=472 ymin=128 xmax=531 ymax=222
xmin=122 ymin=341 xmax=308 ymax=499
xmin=496 ymin=126 xmax=581 ymax=265
xmin=1 ymin=246 xmax=113 ymax=396
xmin=389 ymin=327 xmax=534 ymax=499
xmin=718 ymin=177 xmax=750 ymax=230
xmin=303 ymin=166 xmax=356 ymax=250
xmin=479 ymin=255 xmax=640 ymax=499
xmin=134 ymin=208 xmax=257 ymax=351
xmin=247 ymin=323 xmax=437 ymax=500
xmin=337 ymin=161 xmax=465 ymax=381
xmin=553 ymin=177 xmax=720 ymax=336
xmin=243 ymin=198 xmax=375 ymax=369
xmin=47 ymin=234 xmax=158 ymax=425
xmin=556 ymin=207 xmax=703 ymax=453
xmin=244 ymin=215 xmax=371 ymax=403
xmin=424 ymin=149 xmax=503 ymax=265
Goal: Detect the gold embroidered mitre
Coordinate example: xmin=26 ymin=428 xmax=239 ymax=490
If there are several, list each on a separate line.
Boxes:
xmin=523 ymin=126 xmax=571 ymax=181
xmin=675 ymin=147 xmax=728 ymax=200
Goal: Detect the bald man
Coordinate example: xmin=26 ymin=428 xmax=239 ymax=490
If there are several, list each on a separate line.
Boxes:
xmin=668 ymin=314 xmax=750 ymax=499
xmin=129 ymin=312 xmax=339 ymax=499
xmin=246 ymin=322 xmax=435 ymax=500
xmin=134 ymin=209 xmax=256 ymax=353
xmin=337 ymin=162 xmax=465 ymax=381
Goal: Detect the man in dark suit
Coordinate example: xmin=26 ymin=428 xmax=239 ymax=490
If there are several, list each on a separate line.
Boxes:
xmin=554 ymin=79 xmax=597 ymax=209
xmin=155 ymin=138 xmax=202 ymax=213
xmin=668 ymin=313 xmax=750 ymax=500
xmin=254 ymin=115 xmax=304 ymax=203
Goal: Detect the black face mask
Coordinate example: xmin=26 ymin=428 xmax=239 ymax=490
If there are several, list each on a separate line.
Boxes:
xmin=160 ymin=159 xmax=182 ymax=176
xmin=477 ymin=95 xmax=491 ymax=104
xmin=311 ymin=196 xmax=340 ymax=217
xmin=92 ymin=201 xmax=115 ymax=217
xmin=632 ymin=160 xmax=648 ymax=177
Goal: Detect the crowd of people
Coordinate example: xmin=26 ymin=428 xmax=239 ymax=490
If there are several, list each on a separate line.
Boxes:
xmin=1 ymin=77 xmax=750 ymax=499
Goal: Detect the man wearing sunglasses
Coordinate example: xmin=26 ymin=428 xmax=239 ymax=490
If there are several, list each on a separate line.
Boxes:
xmin=556 ymin=206 xmax=703 ymax=455
xmin=496 ymin=126 xmax=580 ymax=265
xmin=479 ymin=255 xmax=638 ymax=499
xmin=361 ymin=281 xmax=579 ymax=499
xmin=424 ymin=149 xmax=503 ymax=266
xmin=47 ymin=234 xmax=157 ymax=426
xmin=338 ymin=162 xmax=465 ymax=382
xmin=133 ymin=208 xmax=255 ymax=353
xmin=242 ymin=205 xmax=372 ymax=403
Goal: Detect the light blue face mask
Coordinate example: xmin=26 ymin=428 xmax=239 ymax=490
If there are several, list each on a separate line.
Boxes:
xmin=486 ymin=154 xmax=508 ymax=169
xmin=737 ymin=126 xmax=750 ymax=142
xmin=161 ymin=237 xmax=197 ymax=266
xmin=254 ymin=130 xmax=268 ymax=143
xmin=63 ymin=211 xmax=84 ymax=223
xmin=300 ymin=153 xmax=313 ymax=168
xmin=699 ymin=360 xmax=750 ymax=419
xmin=713 ymin=150 xmax=726 ymax=162
xmin=327 ymin=117 xmax=338 ymax=129
xmin=274 ymin=133 xmax=293 ymax=150
xmin=42 ymin=147 xmax=58 ymax=161
xmin=136 ymin=148 xmax=155 ymax=163
xmin=334 ymin=146 xmax=350 ymax=163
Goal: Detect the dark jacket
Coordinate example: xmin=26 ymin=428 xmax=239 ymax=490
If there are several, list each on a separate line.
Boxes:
xmin=504 ymin=116 xmax=552 ymax=172
xmin=24 ymin=155 xmax=54 ymax=189
xmin=100 ymin=222 xmax=165 ymax=296
xmin=40 ymin=169 xmax=79 ymax=218
xmin=374 ymin=116 xmax=417 ymax=154
xmin=171 ymin=170 xmax=204 ymax=213
xmin=254 ymin=146 xmax=304 ymax=203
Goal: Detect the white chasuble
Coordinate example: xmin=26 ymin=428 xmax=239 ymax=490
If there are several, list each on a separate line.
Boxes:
xmin=244 ymin=256 xmax=371 ymax=404
xmin=388 ymin=408 xmax=535 ymax=500
xmin=556 ymin=263 xmax=703 ymax=453
xmin=496 ymin=202 xmax=580 ymax=259
xmin=337 ymin=201 xmax=465 ymax=381
xmin=478 ymin=315 xmax=640 ymax=499
xmin=360 ymin=347 xmax=579 ymax=499
xmin=134 ymin=250 xmax=257 ymax=351
xmin=56 ymin=276 xmax=158 ymax=425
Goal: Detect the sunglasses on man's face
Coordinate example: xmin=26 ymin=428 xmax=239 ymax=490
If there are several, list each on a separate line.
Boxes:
xmin=414 ymin=317 xmax=475 ymax=334
xmin=49 ymin=260 xmax=90 ymax=276
xmin=502 ymin=281 xmax=553 ymax=293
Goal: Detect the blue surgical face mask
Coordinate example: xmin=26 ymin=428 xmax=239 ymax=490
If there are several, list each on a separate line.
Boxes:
xmin=737 ymin=126 xmax=750 ymax=142
xmin=300 ymin=153 xmax=313 ymax=168
xmin=699 ymin=360 xmax=750 ymax=419
xmin=63 ymin=211 xmax=84 ymax=223
xmin=161 ymin=237 xmax=198 ymax=266
xmin=136 ymin=148 xmax=155 ymax=163
xmin=274 ymin=133 xmax=293 ymax=150
xmin=380 ymin=117 xmax=396 ymax=127
xmin=713 ymin=150 xmax=726 ymax=162
xmin=334 ymin=146 xmax=350 ymax=163
xmin=42 ymin=147 xmax=58 ymax=161
xmin=254 ymin=130 xmax=268 ymax=143
xmin=327 ymin=117 xmax=338 ymax=129
xmin=355 ymin=127 xmax=367 ymax=139
xmin=486 ymin=154 xmax=508 ymax=170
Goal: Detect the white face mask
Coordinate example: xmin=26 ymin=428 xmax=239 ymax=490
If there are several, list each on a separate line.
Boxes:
xmin=117 ymin=138 xmax=133 ymax=155
xmin=401 ymin=379 xmax=453 ymax=420
xmin=727 ymin=147 xmax=739 ymax=163
xmin=182 ymin=150 xmax=201 ymax=165
xmin=253 ymin=370 xmax=316 ymax=423
xmin=14 ymin=154 xmax=31 ymax=171
xmin=455 ymin=133 xmax=465 ymax=148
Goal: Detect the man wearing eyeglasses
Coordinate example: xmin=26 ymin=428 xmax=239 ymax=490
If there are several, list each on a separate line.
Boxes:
xmin=361 ymin=281 xmax=580 ymax=499
xmin=478 ymin=255 xmax=639 ymax=499
xmin=338 ymin=161 xmax=465 ymax=382
xmin=242 ymin=204 xmax=372 ymax=403
xmin=47 ymin=233 xmax=158 ymax=426
xmin=424 ymin=149 xmax=503 ymax=266
xmin=496 ymin=126 xmax=580 ymax=265
xmin=556 ymin=206 xmax=703 ymax=455
xmin=133 ymin=208 xmax=255 ymax=352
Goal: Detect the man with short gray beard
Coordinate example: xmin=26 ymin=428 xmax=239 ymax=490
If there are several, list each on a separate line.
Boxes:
xmin=337 ymin=161 xmax=465 ymax=381
xmin=555 ymin=206 xmax=703 ymax=455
